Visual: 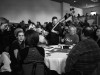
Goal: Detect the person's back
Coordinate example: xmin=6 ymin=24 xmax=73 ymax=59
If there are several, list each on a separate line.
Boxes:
xmin=20 ymin=30 xmax=45 ymax=75
xmin=65 ymin=27 xmax=100 ymax=75
xmin=65 ymin=38 xmax=100 ymax=75
xmin=75 ymin=39 xmax=100 ymax=75
xmin=22 ymin=46 xmax=44 ymax=64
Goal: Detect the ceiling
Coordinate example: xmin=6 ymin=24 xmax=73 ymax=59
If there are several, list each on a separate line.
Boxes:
xmin=51 ymin=0 xmax=100 ymax=8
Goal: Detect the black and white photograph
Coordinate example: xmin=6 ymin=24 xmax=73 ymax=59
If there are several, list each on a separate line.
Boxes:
xmin=0 ymin=0 xmax=100 ymax=75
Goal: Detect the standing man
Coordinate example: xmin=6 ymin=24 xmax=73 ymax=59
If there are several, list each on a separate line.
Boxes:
xmin=46 ymin=16 xmax=62 ymax=45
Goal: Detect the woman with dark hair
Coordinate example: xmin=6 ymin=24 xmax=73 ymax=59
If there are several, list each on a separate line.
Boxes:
xmin=20 ymin=30 xmax=45 ymax=75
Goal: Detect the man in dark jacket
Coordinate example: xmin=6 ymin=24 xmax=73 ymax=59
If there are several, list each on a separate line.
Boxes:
xmin=46 ymin=16 xmax=62 ymax=45
xmin=65 ymin=27 xmax=100 ymax=75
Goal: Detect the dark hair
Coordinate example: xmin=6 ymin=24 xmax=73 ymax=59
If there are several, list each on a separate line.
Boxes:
xmin=82 ymin=27 xmax=94 ymax=37
xmin=0 ymin=17 xmax=9 ymax=25
xmin=25 ymin=30 xmax=39 ymax=47
xmin=52 ymin=16 xmax=57 ymax=21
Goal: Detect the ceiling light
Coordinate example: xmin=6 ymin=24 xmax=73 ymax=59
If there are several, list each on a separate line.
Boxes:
xmin=91 ymin=0 xmax=98 ymax=2
xmin=90 ymin=11 xmax=97 ymax=15
xmin=74 ymin=0 xmax=76 ymax=2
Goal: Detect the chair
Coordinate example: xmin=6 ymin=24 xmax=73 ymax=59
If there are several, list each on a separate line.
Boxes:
xmin=31 ymin=61 xmax=49 ymax=75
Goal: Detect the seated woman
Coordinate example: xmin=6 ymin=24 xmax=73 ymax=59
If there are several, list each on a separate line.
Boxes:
xmin=20 ymin=30 xmax=45 ymax=75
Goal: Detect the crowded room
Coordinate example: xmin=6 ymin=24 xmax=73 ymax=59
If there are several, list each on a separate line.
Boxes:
xmin=0 ymin=0 xmax=100 ymax=75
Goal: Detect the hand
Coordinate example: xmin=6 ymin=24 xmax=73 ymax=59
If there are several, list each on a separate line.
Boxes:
xmin=51 ymin=29 xmax=59 ymax=34
xmin=61 ymin=39 xmax=64 ymax=42
xmin=43 ymin=30 xmax=49 ymax=35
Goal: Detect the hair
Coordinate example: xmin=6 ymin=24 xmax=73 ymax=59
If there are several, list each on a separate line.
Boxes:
xmin=69 ymin=26 xmax=76 ymax=30
xmin=68 ymin=26 xmax=77 ymax=32
xmin=95 ymin=27 xmax=100 ymax=36
xmin=0 ymin=17 xmax=9 ymax=25
xmin=52 ymin=16 xmax=57 ymax=21
xmin=82 ymin=27 xmax=94 ymax=38
xmin=25 ymin=30 xmax=39 ymax=47
xmin=14 ymin=28 xmax=24 ymax=37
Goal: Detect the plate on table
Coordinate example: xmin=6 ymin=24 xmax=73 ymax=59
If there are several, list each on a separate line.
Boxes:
xmin=49 ymin=45 xmax=60 ymax=48
xmin=44 ymin=47 xmax=55 ymax=51
xmin=45 ymin=51 xmax=51 ymax=57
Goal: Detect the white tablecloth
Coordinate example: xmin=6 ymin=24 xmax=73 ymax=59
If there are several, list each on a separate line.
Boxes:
xmin=44 ymin=52 xmax=68 ymax=74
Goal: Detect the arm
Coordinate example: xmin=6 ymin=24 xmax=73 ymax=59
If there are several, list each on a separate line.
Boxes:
xmin=51 ymin=29 xmax=59 ymax=34
xmin=65 ymin=43 xmax=81 ymax=72
xmin=14 ymin=49 xmax=18 ymax=59
xmin=75 ymin=34 xmax=79 ymax=44
xmin=51 ymin=24 xmax=62 ymax=34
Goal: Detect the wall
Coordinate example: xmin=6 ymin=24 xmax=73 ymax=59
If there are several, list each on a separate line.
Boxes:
xmin=0 ymin=0 xmax=61 ymax=24
xmin=83 ymin=6 xmax=100 ymax=15
xmin=0 ymin=0 xmax=83 ymax=24
xmin=63 ymin=3 xmax=83 ymax=17
xmin=83 ymin=6 xmax=100 ymax=25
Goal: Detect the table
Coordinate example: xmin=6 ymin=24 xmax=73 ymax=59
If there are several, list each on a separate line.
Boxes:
xmin=44 ymin=48 xmax=68 ymax=74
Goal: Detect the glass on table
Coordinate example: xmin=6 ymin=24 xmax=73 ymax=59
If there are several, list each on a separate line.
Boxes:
xmin=45 ymin=53 xmax=51 ymax=57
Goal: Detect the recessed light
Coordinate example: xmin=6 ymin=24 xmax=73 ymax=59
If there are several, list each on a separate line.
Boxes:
xmin=74 ymin=0 xmax=76 ymax=2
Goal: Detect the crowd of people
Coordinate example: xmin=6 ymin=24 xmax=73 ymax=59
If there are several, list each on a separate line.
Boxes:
xmin=0 ymin=14 xmax=100 ymax=75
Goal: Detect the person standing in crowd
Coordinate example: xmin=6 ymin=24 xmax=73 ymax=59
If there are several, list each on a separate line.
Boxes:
xmin=65 ymin=27 xmax=100 ymax=75
xmin=9 ymin=28 xmax=25 ymax=75
xmin=46 ymin=16 xmax=62 ymax=45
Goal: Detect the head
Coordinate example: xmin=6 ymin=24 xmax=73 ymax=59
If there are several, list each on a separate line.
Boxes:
xmin=0 ymin=17 xmax=9 ymax=31
xmin=96 ymin=28 xmax=100 ymax=38
xmin=14 ymin=28 xmax=25 ymax=42
xmin=52 ymin=16 xmax=58 ymax=25
xmin=25 ymin=30 xmax=39 ymax=47
xmin=68 ymin=26 xmax=77 ymax=35
xmin=29 ymin=23 xmax=36 ymax=31
xmin=81 ymin=27 xmax=94 ymax=40
xmin=43 ymin=22 xmax=48 ymax=27
xmin=37 ymin=21 xmax=41 ymax=25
